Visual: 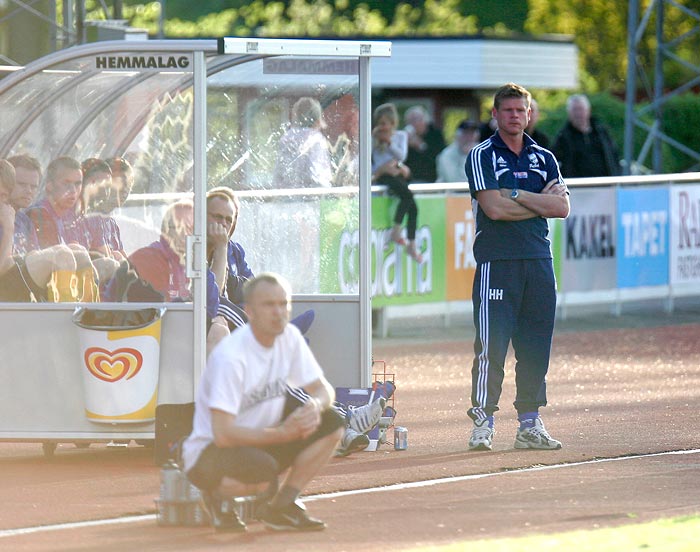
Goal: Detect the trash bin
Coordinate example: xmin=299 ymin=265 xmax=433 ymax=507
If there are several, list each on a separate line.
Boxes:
xmin=73 ymin=307 xmax=166 ymax=424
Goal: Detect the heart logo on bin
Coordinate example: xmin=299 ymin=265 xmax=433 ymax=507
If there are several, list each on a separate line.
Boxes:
xmin=84 ymin=347 xmax=143 ymax=382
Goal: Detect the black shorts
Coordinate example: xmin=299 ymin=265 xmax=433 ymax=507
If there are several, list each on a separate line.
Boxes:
xmin=0 ymin=257 xmax=46 ymax=302
xmin=186 ymin=391 xmax=344 ymax=492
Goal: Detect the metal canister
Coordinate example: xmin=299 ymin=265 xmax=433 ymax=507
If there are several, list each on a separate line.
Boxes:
xmin=394 ymin=426 xmax=408 ymax=450
xmin=159 ymin=460 xmax=185 ymax=526
xmin=160 ymin=460 xmax=184 ymax=502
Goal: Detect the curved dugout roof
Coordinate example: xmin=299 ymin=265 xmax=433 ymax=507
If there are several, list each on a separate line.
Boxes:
xmin=0 ymin=40 xmax=219 ymax=166
xmin=0 ymin=38 xmax=386 ymax=174
xmin=0 ymin=35 xmax=575 ymax=171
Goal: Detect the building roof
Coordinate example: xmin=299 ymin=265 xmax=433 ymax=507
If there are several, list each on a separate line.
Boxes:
xmin=371 ymin=36 xmax=578 ymax=90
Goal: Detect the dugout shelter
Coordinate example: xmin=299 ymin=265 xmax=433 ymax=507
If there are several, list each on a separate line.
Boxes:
xmin=0 ymin=37 xmax=388 ymax=453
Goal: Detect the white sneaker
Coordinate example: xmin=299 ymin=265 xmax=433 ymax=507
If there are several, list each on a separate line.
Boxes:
xmin=469 ymin=419 xmax=494 ymax=451
xmin=347 ymin=397 xmax=387 ymax=434
xmin=514 ymin=417 xmax=562 ymax=450
xmin=335 ymin=428 xmax=370 ymax=457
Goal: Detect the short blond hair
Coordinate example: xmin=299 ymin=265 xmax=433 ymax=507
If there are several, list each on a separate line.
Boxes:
xmin=46 ymin=156 xmax=81 ymax=184
xmin=493 ymin=83 xmax=532 ymax=110
xmin=207 ymin=186 xmax=240 ymax=237
xmin=372 ymin=103 xmax=398 ymax=127
xmin=161 ymin=199 xmax=193 ymax=234
xmin=8 ymin=154 xmax=42 ymax=179
xmin=243 ymin=272 xmax=291 ymax=303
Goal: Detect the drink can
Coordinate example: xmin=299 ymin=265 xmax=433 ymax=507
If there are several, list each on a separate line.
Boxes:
xmin=394 ymin=426 xmax=408 ymax=450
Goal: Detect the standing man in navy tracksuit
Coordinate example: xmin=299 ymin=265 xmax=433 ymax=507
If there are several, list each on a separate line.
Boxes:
xmin=464 ymin=83 xmax=570 ymax=451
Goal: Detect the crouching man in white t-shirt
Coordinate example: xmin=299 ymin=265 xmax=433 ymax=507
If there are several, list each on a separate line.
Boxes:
xmin=183 ymin=272 xmax=344 ymax=533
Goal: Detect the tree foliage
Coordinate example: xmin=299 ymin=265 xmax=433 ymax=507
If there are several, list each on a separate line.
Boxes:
xmin=526 ymin=0 xmax=700 ymax=94
xmin=93 ymin=0 xmax=700 ymax=98
xmin=99 ymin=1 xmax=499 ymax=39
xmin=86 ymin=0 xmax=700 ymax=172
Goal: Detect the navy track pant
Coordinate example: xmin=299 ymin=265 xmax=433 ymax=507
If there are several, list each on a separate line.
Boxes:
xmin=468 ymin=258 xmax=556 ymax=421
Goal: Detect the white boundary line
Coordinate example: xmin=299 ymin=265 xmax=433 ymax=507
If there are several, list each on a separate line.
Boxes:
xmin=306 ymin=448 xmax=700 ymax=502
xmin=2 ymin=449 xmax=699 ymax=538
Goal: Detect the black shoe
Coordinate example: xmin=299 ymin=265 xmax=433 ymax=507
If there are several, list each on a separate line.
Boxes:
xmin=259 ymin=501 xmax=326 ymax=532
xmin=202 ymin=492 xmax=247 ymax=533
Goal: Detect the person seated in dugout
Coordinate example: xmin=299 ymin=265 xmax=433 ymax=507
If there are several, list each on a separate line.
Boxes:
xmin=80 ymin=158 xmax=127 ymax=261
xmin=105 ymin=157 xmax=135 ymax=211
xmin=24 ymin=156 xmax=120 ymax=300
xmin=121 ymin=199 xmax=241 ymax=355
xmin=182 ymin=273 xmax=345 ymax=533
xmin=128 ymin=199 xmax=193 ymax=302
xmin=26 ymin=156 xmax=89 ymax=249
xmin=8 ymin=154 xmax=42 ymax=256
xmin=205 ymin=186 xmax=315 ymax=337
xmin=206 ymin=187 xmax=251 ymax=327
xmin=0 ymin=158 xmax=105 ymax=303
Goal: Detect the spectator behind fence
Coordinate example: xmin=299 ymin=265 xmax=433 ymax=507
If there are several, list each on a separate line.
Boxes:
xmin=372 ymin=103 xmax=423 ymax=263
xmin=323 ymin=93 xmax=360 ymax=187
xmin=272 ymin=97 xmax=332 ymax=188
xmin=552 ymin=94 xmax=619 ymax=177
xmin=436 ymin=120 xmax=480 ymax=183
xmin=404 ymin=105 xmax=446 ymax=183
xmin=479 ymin=115 xmax=498 ymax=142
xmin=526 ymin=98 xmax=550 ymax=149
xmin=182 ymin=273 xmax=344 ymax=533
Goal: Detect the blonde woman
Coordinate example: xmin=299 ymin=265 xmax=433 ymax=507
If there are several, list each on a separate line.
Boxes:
xmin=371 ymin=103 xmax=422 ymax=262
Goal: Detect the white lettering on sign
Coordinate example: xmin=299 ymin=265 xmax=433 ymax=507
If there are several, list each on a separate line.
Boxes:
xmin=338 ymin=226 xmax=432 ymax=297
xmin=620 ymin=211 xmax=667 ymax=257
xmin=678 ymin=191 xmax=700 ymax=250
xmin=454 ymin=209 xmax=476 ymax=270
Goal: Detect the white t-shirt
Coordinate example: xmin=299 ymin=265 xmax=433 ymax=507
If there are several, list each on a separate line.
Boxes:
xmin=272 ymin=126 xmax=332 ymax=188
xmin=371 ymin=129 xmax=408 ymax=173
xmin=436 ymin=142 xmax=468 ymax=183
xmin=182 ymin=323 xmax=324 ymax=472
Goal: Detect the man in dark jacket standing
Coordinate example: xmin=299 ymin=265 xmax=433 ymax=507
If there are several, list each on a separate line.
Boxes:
xmin=403 ymin=105 xmax=446 ymax=183
xmin=553 ymin=94 xmax=619 ymax=178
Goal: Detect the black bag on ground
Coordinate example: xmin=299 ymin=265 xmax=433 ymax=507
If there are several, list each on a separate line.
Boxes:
xmin=154 ymin=402 xmax=195 ymax=466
